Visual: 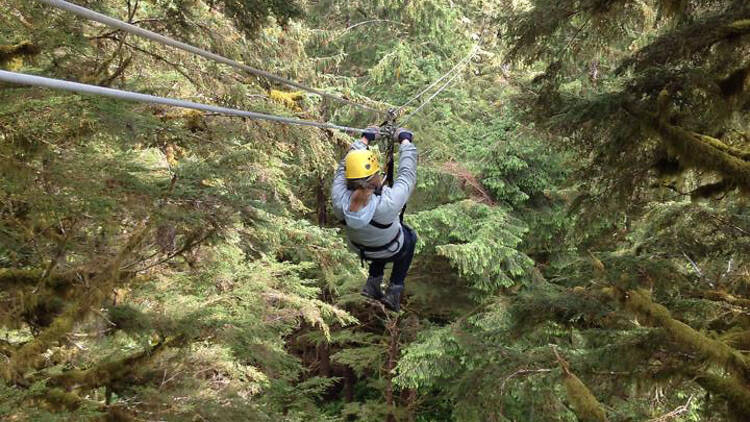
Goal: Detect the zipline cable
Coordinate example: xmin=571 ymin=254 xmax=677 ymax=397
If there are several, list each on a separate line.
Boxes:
xmin=0 ymin=70 xmax=369 ymax=134
xmin=36 ymin=0 xmax=385 ymax=116
xmin=396 ymin=41 xmax=481 ymax=113
xmin=400 ymin=44 xmax=481 ymax=125
xmin=401 ymin=71 xmax=461 ymax=125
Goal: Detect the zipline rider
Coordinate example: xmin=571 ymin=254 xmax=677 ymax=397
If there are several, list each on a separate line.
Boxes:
xmin=331 ymin=128 xmax=418 ymax=312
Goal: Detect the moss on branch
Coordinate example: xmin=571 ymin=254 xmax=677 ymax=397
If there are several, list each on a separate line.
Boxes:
xmin=51 ymin=339 xmax=171 ymax=390
xmin=4 ymin=223 xmax=150 ymax=382
xmin=553 ymin=347 xmax=609 ymax=422
xmin=44 ymin=388 xmax=82 ymax=411
xmin=694 ymin=372 xmax=750 ymax=420
xmin=0 ymin=41 xmax=40 ymax=67
xmin=627 ymin=92 xmax=750 ymax=188
xmin=655 ymin=119 xmax=750 ymax=188
xmin=728 ymin=19 xmax=750 ymax=32
xmin=269 ymin=89 xmax=306 ymax=111
xmin=625 ymin=289 xmax=749 ymax=377
xmin=694 ymin=133 xmax=750 ymax=161
xmin=0 ymin=268 xmax=44 ymax=287
xmin=0 ymin=269 xmax=80 ymax=330
xmin=695 ymin=290 xmax=750 ymax=309
xmin=0 ymin=268 xmax=77 ymax=288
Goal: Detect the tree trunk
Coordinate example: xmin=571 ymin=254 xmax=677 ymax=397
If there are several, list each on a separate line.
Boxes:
xmin=344 ymin=366 xmax=355 ymax=402
xmin=400 ymin=388 xmax=417 ymax=422
xmin=385 ymin=316 xmax=399 ymax=422
xmin=318 ymin=342 xmax=331 ymax=378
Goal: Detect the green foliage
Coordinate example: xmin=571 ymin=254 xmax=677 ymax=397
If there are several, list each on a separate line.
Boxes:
xmin=490 ymin=1 xmax=750 ymax=420
xmin=4 ymin=0 xmax=750 ymax=420
xmin=218 ymin=0 xmax=303 ymax=37
xmin=0 ymin=0 xmax=361 ymax=418
xmin=408 ymin=200 xmax=533 ymax=292
xmin=464 ymin=107 xmax=567 ymax=208
xmin=393 ymin=325 xmax=462 ymax=390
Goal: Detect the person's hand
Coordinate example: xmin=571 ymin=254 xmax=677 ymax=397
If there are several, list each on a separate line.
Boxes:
xmin=393 ymin=128 xmax=413 ymax=145
xmin=361 ymin=126 xmax=379 ymax=145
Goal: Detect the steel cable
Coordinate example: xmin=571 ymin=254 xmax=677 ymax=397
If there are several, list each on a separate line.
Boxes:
xmin=0 ymin=70 xmax=369 ymax=134
xmin=401 ymin=71 xmax=462 ymax=124
xmin=37 ymin=0 xmax=385 ymax=116
xmin=400 ymin=44 xmax=481 ymax=125
xmin=396 ymin=42 xmax=481 ymax=113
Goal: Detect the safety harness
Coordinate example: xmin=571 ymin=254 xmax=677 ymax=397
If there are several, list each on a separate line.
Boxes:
xmin=341 ymin=190 xmax=403 ymax=267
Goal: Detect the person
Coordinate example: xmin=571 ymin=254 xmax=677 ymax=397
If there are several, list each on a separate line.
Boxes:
xmin=331 ymin=127 xmax=418 ymax=312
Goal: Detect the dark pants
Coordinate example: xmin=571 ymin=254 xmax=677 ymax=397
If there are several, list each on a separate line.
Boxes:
xmin=368 ymin=225 xmax=417 ymax=288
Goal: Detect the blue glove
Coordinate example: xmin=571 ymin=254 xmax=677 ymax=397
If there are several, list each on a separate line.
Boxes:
xmin=393 ymin=128 xmax=413 ymax=143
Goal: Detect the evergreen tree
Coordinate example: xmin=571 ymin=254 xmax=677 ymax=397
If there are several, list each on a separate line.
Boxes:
xmin=3 ymin=0 xmax=750 ymax=420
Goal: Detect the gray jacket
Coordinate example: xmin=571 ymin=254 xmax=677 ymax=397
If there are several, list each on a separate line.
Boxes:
xmin=331 ymin=140 xmax=418 ymax=260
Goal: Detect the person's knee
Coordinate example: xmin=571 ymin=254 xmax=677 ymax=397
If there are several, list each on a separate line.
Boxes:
xmin=405 ymin=225 xmax=417 ymax=242
xmin=409 ymin=230 xmax=418 ymax=250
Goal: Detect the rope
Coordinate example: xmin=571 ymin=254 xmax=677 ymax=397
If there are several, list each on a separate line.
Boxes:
xmin=0 ymin=70 xmax=368 ymax=134
xmin=401 ymin=44 xmax=479 ymax=125
xmin=37 ymin=0 xmax=384 ymax=116
xmin=396 ymin=42 xmax=481 ymax=113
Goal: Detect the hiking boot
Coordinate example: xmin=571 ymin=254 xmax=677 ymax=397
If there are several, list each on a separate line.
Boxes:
xmin=380 ymin=285 xmax=403 ymax=312
xmin=361 ymin=275 xmax=384 ymax=300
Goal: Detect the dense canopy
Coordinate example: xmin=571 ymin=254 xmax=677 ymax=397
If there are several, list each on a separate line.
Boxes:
xmin=1 ymin=0 xmax=749 ymax=421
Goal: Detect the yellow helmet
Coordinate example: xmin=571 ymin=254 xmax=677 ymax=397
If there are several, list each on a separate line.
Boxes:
xmin=345 ymin=149 xmax=380 ymax=179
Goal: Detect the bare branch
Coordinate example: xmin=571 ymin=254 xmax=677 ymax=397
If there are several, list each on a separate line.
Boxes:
xmin=338 ymin=19 xmax=404 ymax=37
xmin=720 ymin=256 xmax=734 ymax=282
xmin=647 ymin=395 xmax=694 ymax=422
xmin=682 ymin=251 xmax=714 ymax=288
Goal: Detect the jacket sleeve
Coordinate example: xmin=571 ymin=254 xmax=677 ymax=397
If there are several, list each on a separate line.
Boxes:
xmin=331 ymin=140 xmax=368 ymax=220
xmin=379 ymin=142 xmax=418 ymax=222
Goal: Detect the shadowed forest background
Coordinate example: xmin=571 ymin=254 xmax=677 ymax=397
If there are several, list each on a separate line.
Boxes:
xmin=1 ymin=0 xmax=750 ymax=420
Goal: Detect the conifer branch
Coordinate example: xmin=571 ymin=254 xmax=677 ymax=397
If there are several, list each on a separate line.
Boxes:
xmin=130 ymin=228 xmax=215 ymax=273
xmin=617 ymin=12 xmax=750 ymax=73
xmin=499 ymin=367 xmax=552 ymax=399
xmin=681 ymin=251 xmax=709 ymax=285
xmin=705 ymin=214 xmax=750 ymax=236
xmin=119 ymin=39 xmax=202 ymax=87
xmin=335 ymin=20 xmax=404 ymax=40
xmin=660 ymin=179 xmax=736 ymax=200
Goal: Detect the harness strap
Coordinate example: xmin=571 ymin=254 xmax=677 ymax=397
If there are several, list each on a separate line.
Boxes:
xmin=340 ymin=218 xmax=393 ymax=229
xmin=351 ymin=227 xmax=403 ymax=267
xmin=368 ymin=220 xmax=393 ymax=229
